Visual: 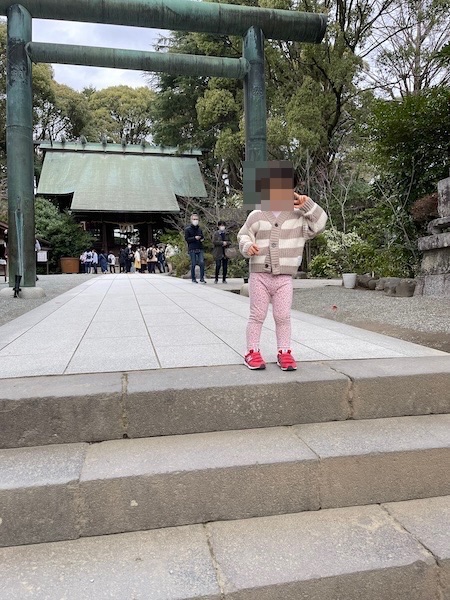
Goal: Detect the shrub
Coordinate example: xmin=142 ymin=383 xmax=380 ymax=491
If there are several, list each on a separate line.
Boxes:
xmin=309 ymin=229 xmax=374 ymax=277
xmin=35 ymin=198 xmax=93 ymax=272
xmin=227 ymin=256 xmax=249 ymax=278
xmin=170 ymin=253 xmax=191 ymax=277
xmin=309 ymin=254 xmax=338 ymax=278
xmin=171 ymin=251 xmax=215 ymax=277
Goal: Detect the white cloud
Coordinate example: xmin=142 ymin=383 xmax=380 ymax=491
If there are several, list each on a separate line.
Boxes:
xmin=32 ymin=20 xmax=169 ymax=90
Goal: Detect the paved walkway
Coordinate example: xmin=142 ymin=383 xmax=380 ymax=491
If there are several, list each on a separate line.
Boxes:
xmin=0 ymin=274 xmax=445 ymax=379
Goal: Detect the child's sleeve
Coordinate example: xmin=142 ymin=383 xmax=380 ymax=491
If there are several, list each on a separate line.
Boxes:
xmin=296 ymin=197 xmax=328 ymax=239
xmin=238 ymin=213 xmax=257 ymax=258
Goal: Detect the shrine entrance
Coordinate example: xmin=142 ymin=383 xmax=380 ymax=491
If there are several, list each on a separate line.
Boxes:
xmin=0 ymin=0 xmax=326 ymax=289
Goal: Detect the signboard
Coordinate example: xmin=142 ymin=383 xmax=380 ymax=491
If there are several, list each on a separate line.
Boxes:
xmin=37 ymin=250 xmax=48 ymax=262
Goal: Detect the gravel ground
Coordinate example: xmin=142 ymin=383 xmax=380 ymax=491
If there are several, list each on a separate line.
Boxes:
xmin=292 ymin=285 xmax=450 ymax=353
xmin=0 ymin=274 xmax=91 ymax=327
xmin=1 ymin=275 xmax=450 ymax=353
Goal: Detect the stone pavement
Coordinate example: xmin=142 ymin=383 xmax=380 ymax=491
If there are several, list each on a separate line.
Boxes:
xmin=0 ymin=274 xmax=445 ymax=379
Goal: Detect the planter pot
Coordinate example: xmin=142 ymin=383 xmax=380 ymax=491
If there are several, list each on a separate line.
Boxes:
xmin=60 ymin=257 xmax=80 ymax=274
xmin=342 ymin=273 xmax=357 ymax=289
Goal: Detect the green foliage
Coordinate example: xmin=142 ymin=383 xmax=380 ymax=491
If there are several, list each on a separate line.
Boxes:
xmin=309 ymin=229 xmax=374 ymax=277
xmin=83 ymin=86 xmax=156 ymax=143
xmin=33 ymin=64 xmax=91 ymax=141
xmin=170 ymin=250 xmax=214 ymax=277
xmin=351 ymin=201 xmax=418 ymax=276
xmin=149 ymin=0 xmax=379 ymax=202
xmin=196 ymin=89 xmax=237 ymax=128
xmin=0 ymin=195 xmax=7 ymax=222
xmin=159 ymin=231 xmax=185 ymax=248
xmin=214 ymin=127 xmax=244 ymax=162
xmin=227 ymin=256 xmax=249 ymax=278
xmin=35 ymin=198 xmax=93 ymax=272
xmin=370 ymin=87 xmax=450 ymax=205
xmin=310 ymin=206 xmax=418 ymax=278
xmin=170 ymin=253 xmax=191 ymax=277
xmin=360 ymin=86 xmax=450 ymax=275
xmin=285 ymin=77 xmax=327 ymax=153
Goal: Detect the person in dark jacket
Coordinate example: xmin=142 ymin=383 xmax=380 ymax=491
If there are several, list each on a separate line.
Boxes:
xmin=125 ymin=244 xmax=133 ymax=273
xmin=119 ymin=247 xmax=127 ymax=273
xmin=212 ymin=220 xmax=231 ymax=284
xmin=98 ymin=250 xmax=108 ymax=274
xmin=184 ymin=213 xmax=206 ymax=283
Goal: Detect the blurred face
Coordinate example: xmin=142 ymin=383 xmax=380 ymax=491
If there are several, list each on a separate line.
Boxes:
xmin=261 ymin=176 xmax=294 ymax=211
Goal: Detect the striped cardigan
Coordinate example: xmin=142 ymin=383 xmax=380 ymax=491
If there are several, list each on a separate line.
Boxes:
xmin=238 ymin=198 xmax=328 ymax=276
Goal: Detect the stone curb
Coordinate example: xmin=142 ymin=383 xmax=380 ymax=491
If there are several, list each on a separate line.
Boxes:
xmin=0 ymin=498 xmax=448 ymax=600
xmin=1 ymin=415 xmax=448 ymax=547
xmin=1 ymin=356 xmax=450 ymax=449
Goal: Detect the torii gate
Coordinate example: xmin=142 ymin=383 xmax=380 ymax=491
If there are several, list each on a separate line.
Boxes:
xmin=0 ymin=0 xmax=326 ymax=291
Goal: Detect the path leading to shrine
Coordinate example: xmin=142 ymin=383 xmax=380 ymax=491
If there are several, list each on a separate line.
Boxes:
xmin=0 ymin=274 xmax=445 ymax=379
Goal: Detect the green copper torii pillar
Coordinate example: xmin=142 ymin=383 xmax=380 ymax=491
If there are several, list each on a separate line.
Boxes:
xmin=6 ymin=4 xmax=35 ymax=289
xmin=243 ymin=26 xmax=266 ymax=163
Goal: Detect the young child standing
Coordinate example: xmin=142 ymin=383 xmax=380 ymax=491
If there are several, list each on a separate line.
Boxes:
xmin=238 ymin=161 xmax=327 ymax=371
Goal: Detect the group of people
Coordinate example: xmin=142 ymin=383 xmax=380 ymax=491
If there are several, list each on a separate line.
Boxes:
xmin=185 ymin=215 xmax=232 ymax=284
xmin=80 ymin=243 xmax=177 ymax=275
xmin=80 ymin=249 xmax=116 ymax=274
xmin=120 ymin=244 xmax=174 ymax=274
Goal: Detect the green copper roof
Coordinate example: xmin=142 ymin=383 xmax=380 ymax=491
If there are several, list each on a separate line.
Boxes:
xmin=37 ymin=148 xmax=207 ymax=213
xmin=38 ymin=142 xmax=203 ymax=156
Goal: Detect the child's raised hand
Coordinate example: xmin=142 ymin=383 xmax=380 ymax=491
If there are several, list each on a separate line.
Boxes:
xmin=294 ymin=192 xmax=309 ymax=208
xmin=248 ymin=244 xmax=260 ymax=256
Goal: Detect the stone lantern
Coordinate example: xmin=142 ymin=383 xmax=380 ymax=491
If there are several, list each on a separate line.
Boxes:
xmin=416 ymin=177 xmax=450 ymax=296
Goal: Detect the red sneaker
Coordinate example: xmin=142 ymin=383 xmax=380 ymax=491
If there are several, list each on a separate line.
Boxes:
xmin=277 ymin=350 xmax=297 ymax=371
xmin=244 ymin=350 xmax=266 ymax=370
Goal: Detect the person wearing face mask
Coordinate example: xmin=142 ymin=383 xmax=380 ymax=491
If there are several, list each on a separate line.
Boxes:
xmin=125 ymin=244 xmax=133 ymax=273
xmin=184 ymin=213 xmax=206 ymax=283
xmin=212 ymin=220 xmax=231 ymax=284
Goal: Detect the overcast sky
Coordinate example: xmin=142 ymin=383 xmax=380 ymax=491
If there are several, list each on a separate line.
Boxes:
xmin=33 ymin=20 xmax=169 ymax=91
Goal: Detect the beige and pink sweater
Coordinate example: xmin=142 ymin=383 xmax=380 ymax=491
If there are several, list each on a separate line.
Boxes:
xmin=238 ymin=198 xmax=328 ymax=276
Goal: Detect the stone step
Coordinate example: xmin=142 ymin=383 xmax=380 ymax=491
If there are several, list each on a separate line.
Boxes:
xmin=1 ymin=414 xmax=449 ymax=547
xmin=1 ymin=356 xmax=450 ymax=449
xmin=0 ymin=496 xmax=448 ymax=600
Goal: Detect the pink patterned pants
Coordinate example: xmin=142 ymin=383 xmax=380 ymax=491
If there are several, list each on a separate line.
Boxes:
xmin=247 ymin=272 xmax=293 ymax=351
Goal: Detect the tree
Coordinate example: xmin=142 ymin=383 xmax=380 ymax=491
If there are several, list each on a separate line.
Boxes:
xmin=150 ymin=0 xmax=402 ymax=206
xmin=370 ymin=86 xmax=450 ymax=205
xmin=33 ymin=65 xmax=91 ymax=141
xmin=366 ymin=0 xmax=450 ymax=98
xmin=35 ymin=198 xmax=93 ymax=272
xmin=83 ymin=85 xmax=156 ymax=143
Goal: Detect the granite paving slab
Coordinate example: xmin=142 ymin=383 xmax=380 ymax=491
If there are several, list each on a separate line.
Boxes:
xmin=0 ymin=274 xmax=446 ymax=378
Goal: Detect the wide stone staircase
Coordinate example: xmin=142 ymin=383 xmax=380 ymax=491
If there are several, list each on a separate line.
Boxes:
xmin=1 ymin=356 xmax=449 ymax=599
